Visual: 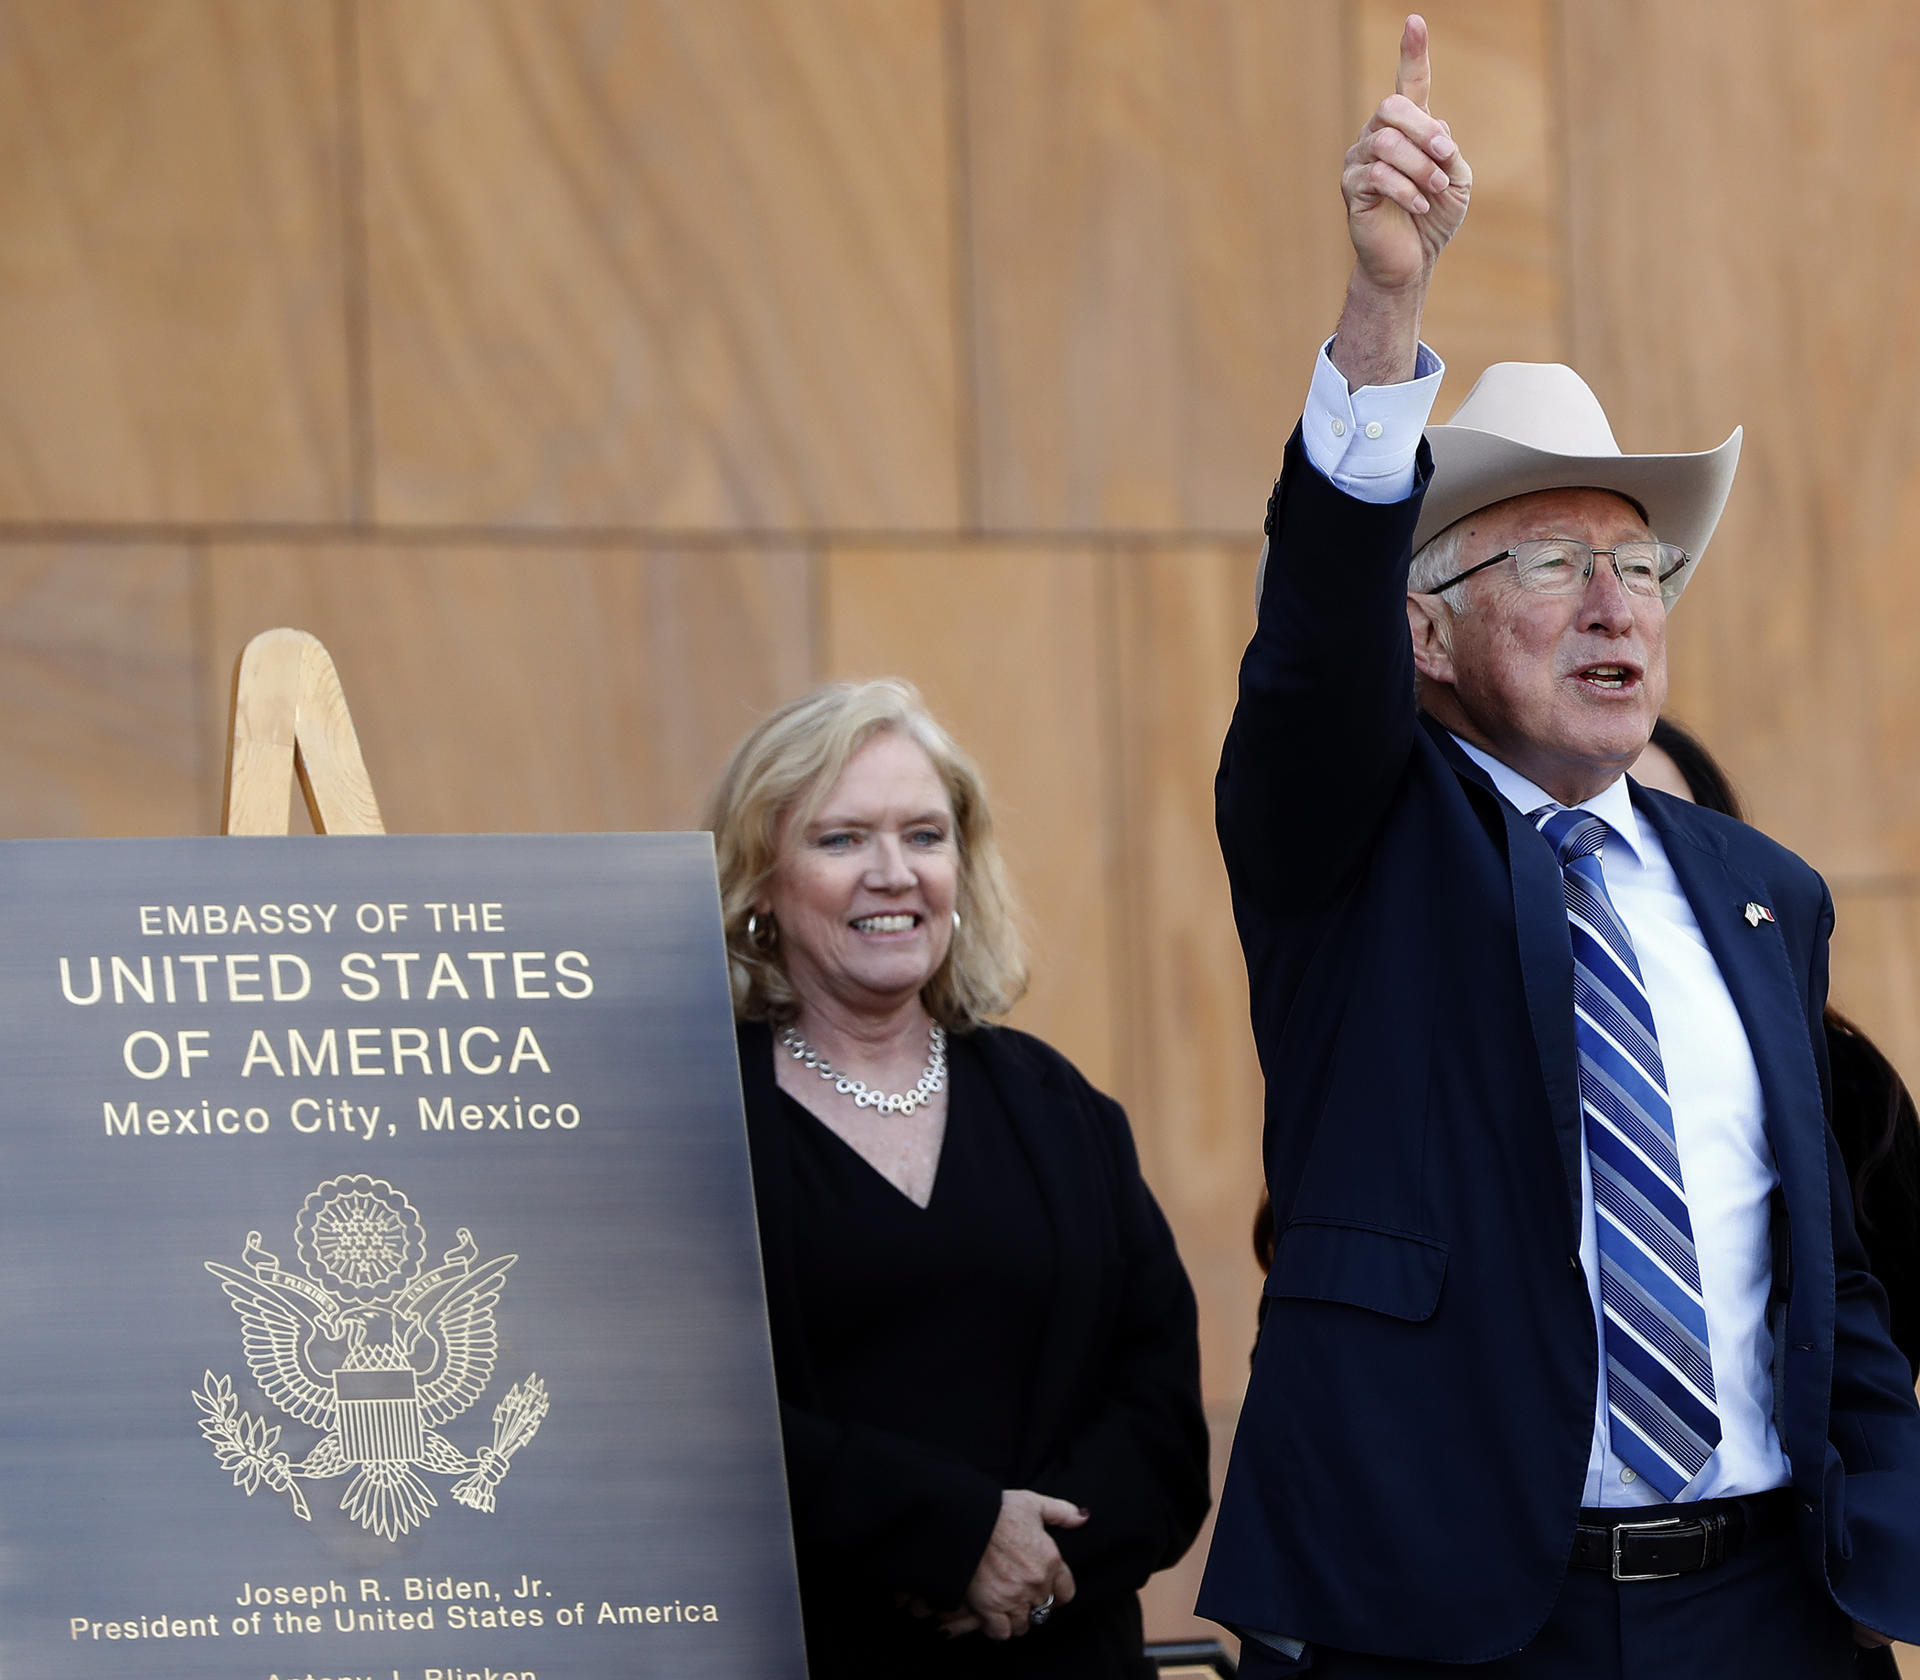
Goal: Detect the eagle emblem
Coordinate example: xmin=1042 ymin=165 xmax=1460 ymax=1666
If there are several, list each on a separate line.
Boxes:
xmin=194 ymin=1173 xmax=550 ymax=1540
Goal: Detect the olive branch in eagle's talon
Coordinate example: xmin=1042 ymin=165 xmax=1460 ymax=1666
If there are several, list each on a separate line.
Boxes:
xmin=192 ymin=1371 xmax=312 ymax=1522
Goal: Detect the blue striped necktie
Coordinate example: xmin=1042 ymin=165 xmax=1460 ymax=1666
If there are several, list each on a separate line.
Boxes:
xmin=1533 ymin=804 xmax=1720 ymax=1498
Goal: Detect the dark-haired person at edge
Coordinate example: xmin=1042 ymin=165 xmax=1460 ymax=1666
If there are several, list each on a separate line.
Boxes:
xmin=704 ymin=677 xmax=1210 ymax=1679
xmin=1200 ymin=13 xmax=1920 ymax=1677
xmin=1636 ymin=717 xmax=1920 ymax=1383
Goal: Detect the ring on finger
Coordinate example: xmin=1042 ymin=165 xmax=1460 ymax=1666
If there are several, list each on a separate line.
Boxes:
xmin=1029 ymin=1594 xmax=1055 ymax=1626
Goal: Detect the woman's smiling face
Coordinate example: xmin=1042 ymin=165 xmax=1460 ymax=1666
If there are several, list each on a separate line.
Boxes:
xmin=761 ymin=729 xmax=959 ymax=1020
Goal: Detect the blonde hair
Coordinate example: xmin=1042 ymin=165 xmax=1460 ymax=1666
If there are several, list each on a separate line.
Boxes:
xmin=703 ymin=679 xmax=1028 ymax=1030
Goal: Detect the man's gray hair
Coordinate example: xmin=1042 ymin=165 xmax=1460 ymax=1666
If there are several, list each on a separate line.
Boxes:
xmin=1407 ymin=521 xmax=1474 ymax=612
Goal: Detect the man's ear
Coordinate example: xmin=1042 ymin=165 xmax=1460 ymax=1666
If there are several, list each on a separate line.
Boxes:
xmin=1407 ymin=591 xmax=1457 ymax=686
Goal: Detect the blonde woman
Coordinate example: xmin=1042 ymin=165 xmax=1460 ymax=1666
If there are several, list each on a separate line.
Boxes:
xmin=707 ymin=679 xmax=1208 ymax=1679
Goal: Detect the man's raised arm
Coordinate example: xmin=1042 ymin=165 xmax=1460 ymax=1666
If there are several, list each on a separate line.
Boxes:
xmin=1330 ymin=15 xmax=1470 ymax=391
xmin=1217 ymin=15 xmax=1472 ymax=906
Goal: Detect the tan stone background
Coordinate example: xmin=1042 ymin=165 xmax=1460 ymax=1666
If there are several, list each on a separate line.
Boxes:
xmin=3 ymin=0 xmax=1917 ymax=1658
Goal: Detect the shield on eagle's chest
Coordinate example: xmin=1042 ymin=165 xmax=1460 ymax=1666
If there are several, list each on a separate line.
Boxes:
xmin=335 ymin=1368 xmax=425 ymax=1464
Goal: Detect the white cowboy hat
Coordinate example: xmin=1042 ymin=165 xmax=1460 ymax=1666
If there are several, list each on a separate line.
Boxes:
xmin=1412 ymin=362 xmax=1742 ymax=600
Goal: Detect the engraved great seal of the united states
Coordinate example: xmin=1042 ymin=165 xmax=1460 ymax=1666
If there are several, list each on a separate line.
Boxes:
xmin=195 ymin=1174 xmax=549 ymax=1539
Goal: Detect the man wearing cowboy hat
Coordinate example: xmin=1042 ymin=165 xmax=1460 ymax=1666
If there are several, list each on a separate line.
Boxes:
xmin=1199 ymin=15 xmax=1920 ymax=1677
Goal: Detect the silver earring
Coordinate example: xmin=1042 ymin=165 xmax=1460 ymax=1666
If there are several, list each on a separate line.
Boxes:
xmin=747 ymin=912 xmax=774 ymax=948
xmin=952 ymin=910 xmax=962 ymax=932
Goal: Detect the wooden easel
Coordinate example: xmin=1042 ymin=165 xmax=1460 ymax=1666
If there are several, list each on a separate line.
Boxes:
xmin=221 ymin=628 xmax=385 ymax=836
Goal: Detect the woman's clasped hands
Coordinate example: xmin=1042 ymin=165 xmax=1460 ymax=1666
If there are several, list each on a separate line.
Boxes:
xmin=906 ymin=1488 xmax=1088 ymax=1641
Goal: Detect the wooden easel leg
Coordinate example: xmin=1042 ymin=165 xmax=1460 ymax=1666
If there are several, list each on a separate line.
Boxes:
xmin=222 ymin=628 xmax=386 ymax=837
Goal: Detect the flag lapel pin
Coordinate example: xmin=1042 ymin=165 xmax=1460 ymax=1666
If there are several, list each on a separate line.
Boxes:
xmin=1743 ymin=902 xmax=1776 ymax=927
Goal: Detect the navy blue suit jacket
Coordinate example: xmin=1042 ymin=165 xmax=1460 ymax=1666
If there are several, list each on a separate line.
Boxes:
xmin=1195 ymin=431 xmax=1920 ymax=1660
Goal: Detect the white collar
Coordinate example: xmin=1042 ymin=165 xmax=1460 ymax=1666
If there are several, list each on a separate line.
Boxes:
xmin=1449 ymin=733 xmax=1645 ymax=863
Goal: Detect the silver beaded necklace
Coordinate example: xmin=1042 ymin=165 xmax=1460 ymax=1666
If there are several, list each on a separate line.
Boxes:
xmin=778 ymin=1021 xmax=948 ymax=1115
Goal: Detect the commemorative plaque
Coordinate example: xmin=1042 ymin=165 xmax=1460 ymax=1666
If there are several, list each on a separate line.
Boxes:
xmin=0 ymin=834 xmax=807 ymax=1678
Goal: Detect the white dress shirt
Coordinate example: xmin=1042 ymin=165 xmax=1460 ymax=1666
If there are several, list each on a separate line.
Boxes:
xmin=1452 ymin=742 xmax=1790 ymax=1506
xmin=1301 ymin=335 xmax=1445 ymax=500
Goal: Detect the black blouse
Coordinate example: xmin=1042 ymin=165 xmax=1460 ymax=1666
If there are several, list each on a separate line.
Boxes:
xmin=738 ymin=1019 xmax=1209 ymax=1680
xmin=784 ymin=1037 xmax=1055 ymax=1490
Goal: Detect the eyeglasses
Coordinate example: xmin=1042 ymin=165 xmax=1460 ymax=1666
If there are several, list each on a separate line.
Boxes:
xmin=1423 ymin=538 xmax=1693 ymax=604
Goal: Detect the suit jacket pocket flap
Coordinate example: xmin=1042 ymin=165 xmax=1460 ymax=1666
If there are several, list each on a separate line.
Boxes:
xmin=1265 ymin=1219 xmax=1447 ymax=1321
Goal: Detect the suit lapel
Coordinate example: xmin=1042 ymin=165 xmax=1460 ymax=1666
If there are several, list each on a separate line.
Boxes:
xmin=1632 ymin=788 xmax=1831 ymax=1233
xmin=1427 ymin=720 xmax=1584 ymax=1230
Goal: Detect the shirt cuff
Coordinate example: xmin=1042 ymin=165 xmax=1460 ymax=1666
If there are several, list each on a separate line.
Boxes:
xmin=1299 ymin=336 xmax=1445 ymax=504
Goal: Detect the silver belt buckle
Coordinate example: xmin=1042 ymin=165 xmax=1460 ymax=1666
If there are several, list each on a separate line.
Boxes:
xmin=1611 ymin=1516 xmax=1689 ymax=1582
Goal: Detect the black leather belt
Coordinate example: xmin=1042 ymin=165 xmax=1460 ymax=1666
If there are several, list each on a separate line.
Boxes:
xmin=1569 ymin=1490 xmax=1793 ymax=1582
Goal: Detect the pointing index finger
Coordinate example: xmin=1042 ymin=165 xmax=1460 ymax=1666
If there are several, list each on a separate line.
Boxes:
xmin=1395 ymin=13 xmax=1431 ymax=112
